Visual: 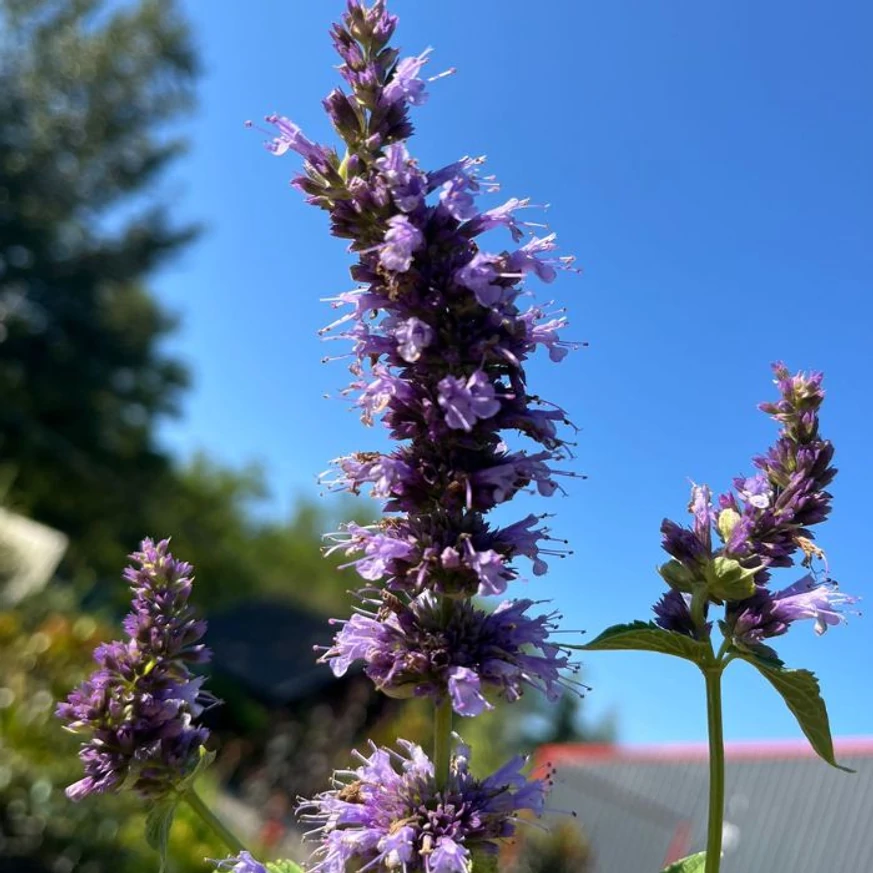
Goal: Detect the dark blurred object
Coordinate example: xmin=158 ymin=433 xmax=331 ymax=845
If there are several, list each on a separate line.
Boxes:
xmin=203 ymin=599 xmax=395 ymax=847
xmin=0 ymin=0 xmax=197 ymax=583
xmin=0 ymin=591 xmax=222 ymax=873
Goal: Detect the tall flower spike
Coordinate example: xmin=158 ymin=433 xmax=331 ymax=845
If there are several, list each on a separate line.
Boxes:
xmin=57 ymin=539 xmax=212 ymax=800
xmin=653 ymin=365 xmax=854 ymax=651
xmin=264 ymin=2 xmax=581 ymax=864
xmin=658 ymin=364 xmax=837 ymax=600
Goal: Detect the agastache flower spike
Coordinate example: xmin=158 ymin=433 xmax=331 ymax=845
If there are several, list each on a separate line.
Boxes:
xmin=57 ymin=539 xmax=212 ymax=801
xmin=653 ymin=364 xmax=854 ymax=653
xmin=262 ymin=1 xmax=581 ymax=863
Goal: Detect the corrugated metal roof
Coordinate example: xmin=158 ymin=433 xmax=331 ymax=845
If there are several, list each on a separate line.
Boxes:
xmin=538 ymin=741 xmax=873 ymax=873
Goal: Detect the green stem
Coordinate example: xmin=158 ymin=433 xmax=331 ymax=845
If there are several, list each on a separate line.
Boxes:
xmin=433 ymin=596 xmax=455 ymax=791
xmin=433 ymin=696 xmax=453 ymax=791
xmin=703 ymin=666 xmax=725 ymax=873
xmin=183 ymin=787 xmax=247 ymax=856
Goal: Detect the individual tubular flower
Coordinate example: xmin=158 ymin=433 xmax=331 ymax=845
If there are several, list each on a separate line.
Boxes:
xmin=56 ymin=539 xmax=211 ymax=801
xmin=298 ymin=738 xmax=546 ymax=873
xmin=212 ymin=853 xmax=268 ymax=873
xmin=727 ymin=575 xmax=857 ymax=653
xmin=320 ymin=591 xmax=575 ymax=716
xmin=256 ymin=0 xmax=582 ymax=603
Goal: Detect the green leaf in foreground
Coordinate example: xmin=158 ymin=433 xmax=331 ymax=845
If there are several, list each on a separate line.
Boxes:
xmin=267 ymin=861 xmax=306 ymax=873
xmin=145 ymin=797 xmax=179 ymax=873
xmin=661 ymin=852 xmax=706 ymax=872
xmin=737 ymin=654 xmax=853 ymax=772
xmin=572 ymin=621 xmax=711 ymax=667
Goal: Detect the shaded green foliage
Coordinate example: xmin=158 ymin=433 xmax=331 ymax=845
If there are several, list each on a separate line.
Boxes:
xmin=505 ymin=821 xmax=592 ymax=873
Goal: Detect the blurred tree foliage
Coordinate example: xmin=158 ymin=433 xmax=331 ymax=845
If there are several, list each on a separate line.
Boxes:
xmin=0 ymin=0 xmax=196 ymax=583
xmin=0 ymin=0 xmax=356 ymax=615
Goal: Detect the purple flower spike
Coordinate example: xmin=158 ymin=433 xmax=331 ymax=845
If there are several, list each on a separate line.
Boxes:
xmin=298 ymin=738 xmax=545 ymax=873
xmin=57 ymin=539 xmax=212 ymax=801
xmin=657 ymin=364 xmax=838 ymax=602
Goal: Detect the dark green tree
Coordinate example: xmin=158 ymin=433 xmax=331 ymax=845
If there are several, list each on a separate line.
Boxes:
xmin=0 ymin=0 xmax=197 ymax=582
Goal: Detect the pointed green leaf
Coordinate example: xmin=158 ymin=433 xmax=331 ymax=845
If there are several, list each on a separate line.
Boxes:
xmin=267 ymin=861 xmax=306 ymax=873
xmin=145 ymin=797 xmax=179 ymax=873
xmin=661 ymin=852 xmax=706 ymax=872
xmin=737 ymin=654 xmax=853 ymax=772
xmin=571 ymin=621 xmax=711 ymax=667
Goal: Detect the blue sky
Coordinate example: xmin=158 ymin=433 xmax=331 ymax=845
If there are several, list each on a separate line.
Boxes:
xmin=155 ymin=0 xmax=872 ymax=746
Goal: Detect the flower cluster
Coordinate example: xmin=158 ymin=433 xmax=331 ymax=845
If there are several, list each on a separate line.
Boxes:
xmin=255 ymin=1 xmax=581 ymax=866
xmin=654 ymin=363 xmax=855 ymax=652
xmin=321 ymin=590 xmax=575 ymax=716
xmin=298 ymin=738 xmax=546 ymax=873
xmin=57 ymin=539 xmax=211 ymax=800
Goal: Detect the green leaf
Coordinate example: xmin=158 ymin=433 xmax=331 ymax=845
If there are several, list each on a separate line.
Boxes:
xmin=571 ymin=621 xmax=711 ymax=666
xmin=267 ymin=861 xmax=306 ymax=873
xmin=661 ymin=852 xmax=706 ymax=872
xmin=145 ymin=797 xmax=179 ymax=873
xmin=737 ymin=654 xmax=853 ymax=772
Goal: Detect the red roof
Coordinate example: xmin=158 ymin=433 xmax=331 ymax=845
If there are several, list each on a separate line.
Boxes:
xmin=534 ymin=736 xmax=873 ymax=772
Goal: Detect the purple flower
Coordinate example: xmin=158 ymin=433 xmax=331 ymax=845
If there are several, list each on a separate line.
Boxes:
xmin=298 ymin=738 xmax=546 ymax=873
xmin=320 ymin=592 xmax=574 ymax=716
xmin=380 ymin=214 xmax=424 ymax=272
xmin=653 ymin=589 xmax=709 ymax=639
xmin=263 ymin=114 xmax=324 ymax=164
xmin=395 ymin=316 xmax=434 ymax=362
xmin=382 ymin=49 xmax=434 ymax=107
xmin=375 ymin=142 xmax=426 ymax=212
xmin=437 ymin=372 xmax=502 ymax=431
xmin=729 ymin=575 xmax=857 ymax=647
xmin=57 ymin=539 xmax=211 ymax=801
xmin=212 ymin=852 xmax=268 ymax=873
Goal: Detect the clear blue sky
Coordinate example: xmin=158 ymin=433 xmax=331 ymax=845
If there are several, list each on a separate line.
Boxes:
xmin=154 ymin=0 xmax=872 ymax=746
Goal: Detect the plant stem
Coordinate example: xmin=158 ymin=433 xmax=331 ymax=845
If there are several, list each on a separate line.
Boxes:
xmin=703 ymin=666 xmax=725 ymax=873
xmin=434 ymin=696 xmax=453 ymax=791
xmin=433 ymin=596 xmax=455 ymax=791
xmin=183 ymin=787 xmax=247 ymax=856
